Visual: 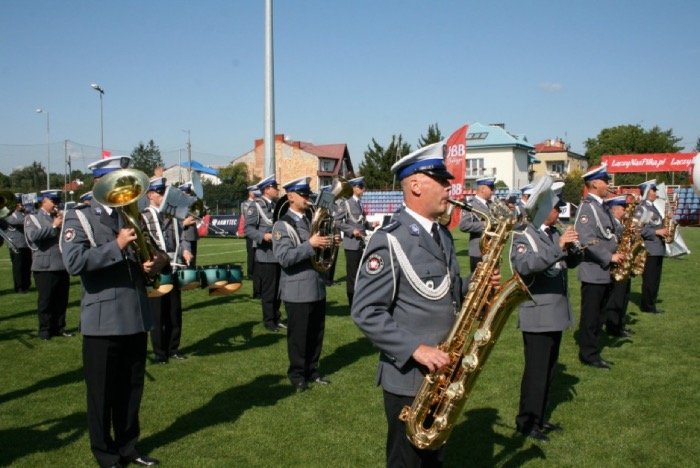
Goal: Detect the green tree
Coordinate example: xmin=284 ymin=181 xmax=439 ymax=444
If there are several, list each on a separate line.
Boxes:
xmin=562 ymin=169 xmax=585 ymax=205
xmin=359 ymin=135 xmax=412 ymax=190
xmin=130 ymin=140 xmax=164 ymax=176
xmin=418 ymin=123 xmax=443 ymax=148
xmin=0 ymin=172 xmax=10 ymax=189
xmin=584 ymin=125 xmax=683 ymax=186
xmin=203 ymin=162 xmax=254 ymax=215
xmin=10 ymin=162 xmax=46 ymax=193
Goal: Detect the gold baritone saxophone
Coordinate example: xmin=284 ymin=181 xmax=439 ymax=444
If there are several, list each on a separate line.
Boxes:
xmin=663 ymin=192 xmax=678 ymax=243
xmin=399 ymin=198 xmax=530 ymax=450
xmin=611 ymin=203 xmax=639 ymax=281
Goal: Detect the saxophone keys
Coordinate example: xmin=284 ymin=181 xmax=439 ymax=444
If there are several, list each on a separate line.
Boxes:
xmin=445 ymin=382 xmax=464 ymax=400
xmin=461 ymin=354 xmax=478 ymax=371
xmin=474 ymin=328 xmax=491 ymax=345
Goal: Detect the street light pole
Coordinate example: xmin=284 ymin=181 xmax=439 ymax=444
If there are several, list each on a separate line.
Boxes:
xmin=35 ymin=108 xmax=50 ymax=190
xmin=183 ymin=129 xmax=192 ymax=177
xmin=90 ymin=83 xmax=105 ymax=156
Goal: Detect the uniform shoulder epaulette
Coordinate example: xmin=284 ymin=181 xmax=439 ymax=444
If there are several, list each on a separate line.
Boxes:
xmin=380 ymin=220 xmax=400 ymax=232
xmin=74 ymin=203 xmax=89 ymax=210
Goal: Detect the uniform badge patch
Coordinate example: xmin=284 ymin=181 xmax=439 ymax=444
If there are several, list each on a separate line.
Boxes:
xmin=409 ymin=224 xmax=420 ymax=236
xmin=273 ymin=230 xmax=282 ymax=241
xmin=365 ymin=254 xmax=384 ymax=275
xmin=247 ymin=207 xmax=255 ymax=216
xmin=516 ymin=244 xmax=526 ymax=254
xmin=63 ymin=228 xmax=76 ymax=242
xmin=579 ymin=215 xmax=588 ymax=224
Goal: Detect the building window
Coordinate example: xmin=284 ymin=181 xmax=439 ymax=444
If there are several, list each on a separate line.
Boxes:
xmin=467 ymin=132 xmax=488 ymax=140
xmin=319 ymin=158 xmax=335 ymax=172
xmin=549 ymin=162 xmax=565 ymax=174
xmin=466 ymin=158 xmax=485 ymax=177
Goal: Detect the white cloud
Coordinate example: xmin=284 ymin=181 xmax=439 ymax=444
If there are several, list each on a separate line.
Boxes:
xmin=539 ymin=82 xmax=563 ymax=93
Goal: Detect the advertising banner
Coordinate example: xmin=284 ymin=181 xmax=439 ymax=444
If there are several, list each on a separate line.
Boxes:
xmin=601 ymin=153 xmax=697 ymax=173
xmin=444 ymin=124 xmax=469 ymax=230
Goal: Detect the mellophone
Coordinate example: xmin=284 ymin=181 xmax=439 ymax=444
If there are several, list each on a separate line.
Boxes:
xmin=148 ymin=264 xmax=243 ymax=298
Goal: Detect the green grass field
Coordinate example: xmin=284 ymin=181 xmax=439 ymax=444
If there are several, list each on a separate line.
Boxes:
xmin=1 ymin=228 xmax=699 ymax=467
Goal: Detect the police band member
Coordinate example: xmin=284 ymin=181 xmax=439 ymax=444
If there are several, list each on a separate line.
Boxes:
xmin=635 ymin=180 xmax=668 ymax=314
xmin=241 ymin=186 xmax=259 ymax=284
xmin=604 ymin=196 xmax=634 ymax=337
xmin=510 ymin=176 xmax=582 ymax=442
xmin=352 ymin=142 xmax=471 ymax=467
xmin=574 ymin=164 xmax=622 ymax=369
xmin=60 ymin=155 xmax=160 ymax=467
xmin=25 ymin=189 xmax=71 ymax=340
xmin=459 ymin=176 xmax=495 ymax=272
xmin=271 ymin=177 xmax=332 ymax=393
xmin=142 ymin=176 xmax=193 ymax=364
xmin=335 ymin=176 xmax=379 ymax=307
xmin=178 ymin=181 xmax=200 ymax=268
xmin=3 ymin=195 xmax=33 ymax=293
xmin=244 ymin=175 xmax=284 ymax=332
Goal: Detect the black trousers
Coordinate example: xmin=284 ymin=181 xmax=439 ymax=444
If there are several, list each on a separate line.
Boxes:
xmin=245 ymin=237 xmax=255 ymax=278
xmin=605 ymin=279 xmax=631 ymax=333
xmin=83 ymin=333 xmax=147 ymax=468
xmin=383 ymin=391 xmax=445 ymax=468
xmin=34 ymin=270 xmax=70 ymax=338
xmin=323 ymin=254 xmax=337 ymax=286
xmin=255 ymin=261 xmax=281 ymax=328
xmin=641 ymin=255 xmax=664 ymax=312
xmin=578 ymin=282 xmax=612 ymax=362
xmin=187 ymin=240 xmax=198 ymax=268
xmin=148 ymin=289 xmax=182 ymax=359
xmin=10 ymin=247 xmax=32 ymax=292
xmin=516 ymin=331 xmax=562 ymax=433
xmin=284 ymin=299 xmax=326 ymax=385
xmin=344 ymin=249 xmax=362 ymax=307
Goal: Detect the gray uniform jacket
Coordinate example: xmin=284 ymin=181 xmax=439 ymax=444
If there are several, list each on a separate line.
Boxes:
xmin=336 ymin=197 xmax=371 ymax=251
xmin=5 ymin=211 xmax=29 ymax=249
xmin=635 ymin=200 xmax=665 ymax=256
xmin=459 ymin=196 xmax=489 ymax=257
xmin=60 ymin=202 xmax=152 ymax=336
xmin=244 ymin=198 xmax=276 ymax=263
xmin=351 ymin=209 xmax=467 ymax=397
xmin=24 ymin=209 xmax=66 ymax=271
xmin=510 ymin=224 xmax=582 ymax=333
xmin=141 ymin=208 xmax=191 ymax=265
xmin=574 ymin=195 xmax=617 ymax=284
xmin=271 ymin=212 xmax=325 ymax=303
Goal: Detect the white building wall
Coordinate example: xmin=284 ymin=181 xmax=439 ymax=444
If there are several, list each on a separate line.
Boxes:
xmin=466 ymin=148 xmax=530 ymax=189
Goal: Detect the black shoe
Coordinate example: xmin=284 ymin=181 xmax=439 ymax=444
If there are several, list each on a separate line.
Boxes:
xmin=154 ymin=356 xmax=168 ymax=365
xmin=60 ymin=331 xmax=74 ymax=337
xmin=129 ymin=455 xmax=160 ymax=466
xmin=265 ymin=325 xmax=280 ymax=333
xmin=170 ymin=353 xmax=187 ymax=360
xmin=540 ymin=421 xmax=563 ymax=433
xmin=294 ymin=381 xmax=309 ymax=393
xmin=39 ymin=335 xmax=51 ymax=341
xmin=607 ymin=329 xmax=633 ymax=338
xmin=310 ymin=376 xmax=331 ymax=385
xmin=276 ymin=321 xmax=288 ymax=330
xmin=518 ymin=428 xmax=549 ymax=442
xmin=580 ymin=358 xmax=611 ymax=369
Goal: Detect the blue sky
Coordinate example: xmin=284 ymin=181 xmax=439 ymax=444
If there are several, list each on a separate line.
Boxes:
xmin=1 ymin=0 xmax=698 ymax=177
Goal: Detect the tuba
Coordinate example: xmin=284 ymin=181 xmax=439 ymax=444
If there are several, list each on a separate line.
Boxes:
xmin=0 ymin=190 xmax=19 ymax=253
xmin=308 ymin=177 xmax=352 ymax=272
xmin=93 ymin=169 xmax=172 ymax=294
xmin=399 ymin=198 xmax=530 ymax=450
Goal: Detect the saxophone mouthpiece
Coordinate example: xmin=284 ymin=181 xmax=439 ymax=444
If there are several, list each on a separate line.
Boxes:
xmin=448 ymin=198 xmax=472 ymax=211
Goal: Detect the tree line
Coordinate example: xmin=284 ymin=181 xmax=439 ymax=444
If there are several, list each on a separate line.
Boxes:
xmin=0 ymin=124 xmax=695 ymax=209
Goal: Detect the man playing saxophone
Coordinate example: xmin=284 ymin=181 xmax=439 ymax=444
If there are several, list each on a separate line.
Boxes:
xmin=352 ymin=142 xmax=470 ymax=467
xmin=574 ymin=164 xmax=622 ymax=370
xmin=635 ymin=180 xmax=667 ymax=314
xmin=604 ymin=196 xmax=634 ymax=337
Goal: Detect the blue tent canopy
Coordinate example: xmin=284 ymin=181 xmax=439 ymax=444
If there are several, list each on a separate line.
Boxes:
xmin=180 ymin=160 xmax=219 ymax=176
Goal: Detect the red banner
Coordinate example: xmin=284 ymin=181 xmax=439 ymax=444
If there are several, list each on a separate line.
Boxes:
xmin=444 ymin=125 xmax=468 ymax=230
xmin=601 ymin=153 xmax=697 ymax=173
